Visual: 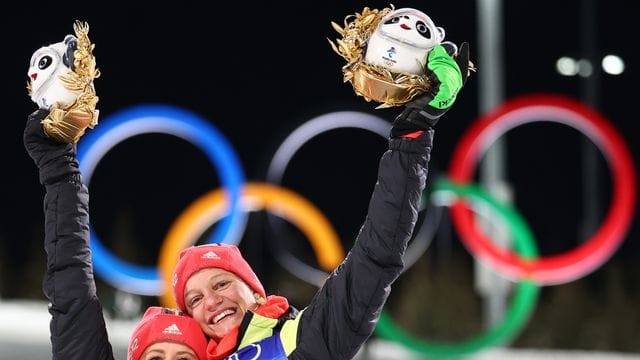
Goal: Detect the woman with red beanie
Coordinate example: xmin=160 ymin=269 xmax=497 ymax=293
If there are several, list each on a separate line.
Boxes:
xmin=171 ymin=43 xmax=470 ymax=359
xmin=128 ymin=307 xmax=208 ymax=360
xmin=23 ymin=25 xmax=210 ymax=359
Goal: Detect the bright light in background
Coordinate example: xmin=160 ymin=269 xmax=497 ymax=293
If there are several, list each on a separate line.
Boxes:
xmin=557 ymin=55 xmax=625 ymax=76
xmin=556 ymin=57 xmax=579 ymax=76
xmin=602 ymin=54 xmax=625 ymax=75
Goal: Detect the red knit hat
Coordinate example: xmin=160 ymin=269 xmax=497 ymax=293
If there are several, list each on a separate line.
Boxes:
xmin=173 ymin=244 xmax=266 ymax=313
xmin=128 ymin=307 xmax=208 ymax=360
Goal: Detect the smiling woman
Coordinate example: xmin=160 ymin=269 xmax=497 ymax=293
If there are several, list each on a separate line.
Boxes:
xmin=175 ymin=245 xmax=270 ymax=342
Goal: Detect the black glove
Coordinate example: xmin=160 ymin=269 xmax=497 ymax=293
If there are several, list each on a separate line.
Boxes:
xmin=391 ymin=42 xmax=470 ymax=138
xmin=24 ymin=109 xmax=81 ymax=185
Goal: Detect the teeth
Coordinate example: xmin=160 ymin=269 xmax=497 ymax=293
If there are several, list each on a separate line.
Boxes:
xmin=213 ymin=309 xmax=235 ymax=324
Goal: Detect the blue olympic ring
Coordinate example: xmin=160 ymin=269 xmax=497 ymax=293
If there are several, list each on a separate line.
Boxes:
xmin=77 ymin=104 xmax=246 ymax=295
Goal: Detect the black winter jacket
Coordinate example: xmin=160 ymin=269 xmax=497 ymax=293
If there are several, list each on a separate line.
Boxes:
xmin=25 ymin=108 xmax=433 ymax=360
xmin=289 ymin=128 xmax=432 ymax=359
xmin=25 ymin=109 xmax=114 ymax=359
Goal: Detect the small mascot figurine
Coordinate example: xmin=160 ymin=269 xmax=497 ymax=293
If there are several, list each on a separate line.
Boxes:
xmin=329 ymin=5 xmax=473 ymax=108
xmin=364 ymin=7 xmax=444 ymax=75
xmin=27 ymin=21 xmax=100 ymax=143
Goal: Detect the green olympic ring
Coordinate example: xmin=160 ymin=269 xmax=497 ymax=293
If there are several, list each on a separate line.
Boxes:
xmin=375 ymin=179 xmax=540 ymax=358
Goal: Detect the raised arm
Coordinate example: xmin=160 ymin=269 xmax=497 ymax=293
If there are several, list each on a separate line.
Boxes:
xmin=292 ymin=43 xmax=469 ymax=360
xmin=23 ymin=109 xmax=114 ymax=360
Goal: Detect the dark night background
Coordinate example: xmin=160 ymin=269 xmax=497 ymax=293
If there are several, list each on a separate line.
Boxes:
xmin=1 ymin=0 xmax=639 ymax=355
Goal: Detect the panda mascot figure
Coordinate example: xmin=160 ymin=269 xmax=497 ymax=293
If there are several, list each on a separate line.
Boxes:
xmin=330 ymin=5 xmax=473 ymax=109
xmin=27 ymin=21 xmax=100 ymax=143
xmin=364 ymin=7 xmax=445 ymax=75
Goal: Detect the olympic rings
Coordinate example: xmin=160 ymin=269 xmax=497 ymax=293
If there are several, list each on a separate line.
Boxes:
xmin=376 ymin=179 xmax=540 ymax=358
xmin=77 ymin=104 xmax=247 ymax=295
xmin=449 ymin=94 xmax=637 ymax=284
xmin=158 ymin=182 xmax=345 ymax=308
xmin=63 ymin=95 xmax=635 ymax=358
xmin=266 ymin=111 xmax=440 ymax=285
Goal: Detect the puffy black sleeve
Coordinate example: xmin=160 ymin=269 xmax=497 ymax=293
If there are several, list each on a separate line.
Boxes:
xmin=292 ymin=130 xmax=433 ymax=360
xmin=24 ymin=109 xmax=115 ymax=360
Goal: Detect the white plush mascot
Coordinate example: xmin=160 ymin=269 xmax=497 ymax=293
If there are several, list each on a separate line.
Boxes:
xmin=364 ymin=7 xmax=445 ymax=75
xmin=26 ymin=21 xmax=100 ymax=143
xmin=329 ymin=6 xmax=472 ymax=108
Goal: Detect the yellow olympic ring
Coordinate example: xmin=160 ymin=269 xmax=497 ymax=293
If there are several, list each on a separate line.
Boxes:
xmin=159 ymin=182 xmax=346 ymax=307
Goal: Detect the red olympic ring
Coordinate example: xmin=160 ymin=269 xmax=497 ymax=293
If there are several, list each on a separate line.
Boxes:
xmin=449 ymin=94 xmax=637 ymax=285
